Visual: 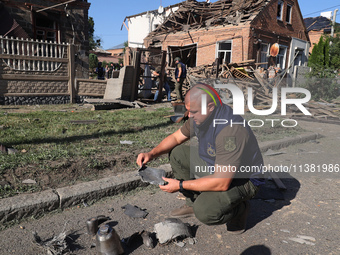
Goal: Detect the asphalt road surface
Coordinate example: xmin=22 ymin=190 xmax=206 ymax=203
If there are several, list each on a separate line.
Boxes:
xmin=0 ymin=120 xmax=339 ymax=255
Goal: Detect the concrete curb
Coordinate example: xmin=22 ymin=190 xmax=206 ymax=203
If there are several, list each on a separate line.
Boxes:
xmin=259 ymin=132 xmax=322 ymax=152
xmin=0 ymin=190 xmax=59 ymax=224
xmin=0 ymin=132 xmax=321 ymax=224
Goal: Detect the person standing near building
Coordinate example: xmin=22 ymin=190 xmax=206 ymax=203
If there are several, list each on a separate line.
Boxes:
xmin=153 ymin=66 xmax=171 ymax=102
xmin=95 ymin=62 xmax=105 ymax=80
xmin=174 ymin=57 xmax=186 ymax=102
xmin=105 ymin=64 xmax=109 ymax=79
xmin=108 ymin=62 xmax=114 ymax=78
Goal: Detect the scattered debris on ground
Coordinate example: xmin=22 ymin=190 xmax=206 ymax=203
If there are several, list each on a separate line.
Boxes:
xmin=121 ymin=204 xmax=149 ymax=218
xmin=120 ymin=140 xmax=134 ymax=145
xmin=288 ymin=235 xmax=316 ymax=246
xmin=154 ymin=218 xmax=192 ymax=244
xmin=96 ymin=224 xmax=124 ymax=255
xmin=184 ymin=59 xmax=340 ymax=122
xmin=32 ymin=225 xmax=72 ymax=255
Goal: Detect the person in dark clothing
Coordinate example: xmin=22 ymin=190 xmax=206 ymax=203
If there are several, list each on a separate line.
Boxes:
xmin=174 ymin=57 xmax=186 ymax=102
xmin=95 ymin=62 xmax=105 ymax=80
xmin=108 ymin=62 xmax=114 ymax=79
xmin=153 ymin=66 xmax=171 ymax=102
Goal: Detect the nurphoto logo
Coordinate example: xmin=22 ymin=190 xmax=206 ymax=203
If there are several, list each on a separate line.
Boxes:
xmin=200 ymin=82 xmax=312 ymax=128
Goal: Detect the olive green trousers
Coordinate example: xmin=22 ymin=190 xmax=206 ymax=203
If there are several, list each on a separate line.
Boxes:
xmin=169 ymin=144 xmax=259 ymax=225
xmin=174 ymin=77 xmax=185 ymax=101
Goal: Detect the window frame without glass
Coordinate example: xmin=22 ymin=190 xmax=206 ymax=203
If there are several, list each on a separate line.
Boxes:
xmin=260 ymin=43 xmax=269 ymax=69
xmin=286 ymin=4 xmax=292 ymax=23
xmin=276 ymin=44 xmax=287 ymax=69
xmin=216 ymin=40 xmax=232 ymax=65
xmin=277 ymin=0 xmax=284 ymax=21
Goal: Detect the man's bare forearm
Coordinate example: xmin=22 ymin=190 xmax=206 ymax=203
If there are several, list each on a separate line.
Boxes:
xmin=149 ymin=129 xmax=188 ymax=158
xmin=178 ymin=68 xmax=182 ymax=78
xmin=137 ymin=129 xmax=188 ymax=166
xmin=160 ymin=164 xmax=236 ymax=193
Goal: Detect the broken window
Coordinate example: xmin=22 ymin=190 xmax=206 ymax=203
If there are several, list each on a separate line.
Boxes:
xmin=277 ymin=1 xmax=283 ymax=21
xmin=35 ymin=16 xmax=59 ymax=42
xmin=260 ymin=43 xmax=269 ymax=69
xmin=286 ymin=4 xmax=292 ymax=23
xmin=276 ymin=45 xmax=287 ymax=69
xmin=168 ymin=44 xmax=197 ymax=67
xmin=293 ymin=49 xmax=304 ymax=67
xmin=216 ymin=40 xmax=232 ymax=65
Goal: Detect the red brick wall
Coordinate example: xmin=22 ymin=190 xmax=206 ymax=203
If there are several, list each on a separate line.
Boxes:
xmin=308 ymin=30 xmax=324 ymax=53
xmin=148 ymin=0 xmax=309 ymax=67
xmin=252 ymin=0 xmax=308 ymax=42
xmin=160 ymin=25 xmax=252 ymax=66
xmin=250 ymin=0 xmax=309 ymax=65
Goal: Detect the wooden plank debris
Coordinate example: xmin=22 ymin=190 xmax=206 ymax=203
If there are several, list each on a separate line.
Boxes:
xmin=84 ymin=99 xmax=144 ymax=111
xmin=185 ymin=59 xmax=340 ymax=121
xmin=146 ymin=0 xmax=267 ymax=42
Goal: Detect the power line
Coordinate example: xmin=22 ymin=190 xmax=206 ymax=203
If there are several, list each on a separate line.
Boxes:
xmin=304 ymin=5 xmax=340 ymax=17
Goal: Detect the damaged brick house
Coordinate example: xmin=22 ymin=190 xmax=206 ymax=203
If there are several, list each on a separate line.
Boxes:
xmin=0 ymin=0 xmax=94 ymax=105
xmin=304 ymin=12 xmax=340 ymax=54
xmin=144 ymin=0 xmax=310 ymax=82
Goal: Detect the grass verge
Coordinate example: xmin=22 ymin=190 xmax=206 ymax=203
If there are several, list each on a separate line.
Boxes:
xmin=0 ymin=104 xmax=305 ymax=198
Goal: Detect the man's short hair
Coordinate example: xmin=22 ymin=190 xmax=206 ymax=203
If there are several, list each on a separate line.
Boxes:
xmin=174 ymin=57 xmax=181 ymax=62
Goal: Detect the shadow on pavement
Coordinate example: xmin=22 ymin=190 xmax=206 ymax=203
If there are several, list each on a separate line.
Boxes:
xmin=67 ymin=232 xmax=84 ymax=253
xmin=247 ymin=173 xmax=300 ymax=231
xmin=240 ymin=244 xmax=271 ymax=255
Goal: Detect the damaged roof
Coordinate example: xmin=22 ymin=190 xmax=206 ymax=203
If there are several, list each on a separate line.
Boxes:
xmin=0 ymin=3 xmax=29 ymax=38
xmin=146 ymin=0 xmax=269 ymax=38
xmin=304 ymin=16 xmax=336 ymax=32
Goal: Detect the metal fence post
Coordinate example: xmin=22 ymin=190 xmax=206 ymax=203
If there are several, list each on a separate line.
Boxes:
xmin=68 ymin=44 xmax=75 ymax=103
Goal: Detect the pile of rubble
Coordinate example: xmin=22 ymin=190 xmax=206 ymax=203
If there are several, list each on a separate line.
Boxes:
xmin=148 ymin=0 xmax=268 ymax=37
xmin=185 ymin=60 xmax=340 ymax=122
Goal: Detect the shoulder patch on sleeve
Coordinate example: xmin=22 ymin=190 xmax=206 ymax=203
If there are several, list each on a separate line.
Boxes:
xmin=224 ymin=136 xmax=237 ymax=152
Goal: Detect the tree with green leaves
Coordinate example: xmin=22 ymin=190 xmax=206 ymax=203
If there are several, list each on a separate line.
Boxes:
xmin=308 ymin=36 xmax=330 ymax=71
xmin=89 ymin=53 xmax=98 ymax=78
xmin=305 ymin=35 xmax=340 ymax=101
xmin=88 ymin=17 xmax=102 ymax=50
xmin=123 ymin=41 xmax=128 ymax=54
xmin=330 ymin=34 xmax=340 ymax=69
xmin=309 ymin=35 xmax=340 ymax=73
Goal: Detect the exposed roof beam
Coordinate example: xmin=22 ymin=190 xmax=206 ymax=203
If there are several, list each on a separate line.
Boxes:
xmin=36 ymin=0 xmax=76 ymax=13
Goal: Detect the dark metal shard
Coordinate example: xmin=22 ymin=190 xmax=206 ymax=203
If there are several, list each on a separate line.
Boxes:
xmin=121 ymin=204 xmax=148 ymax=218
xmin=138 ymin=166 xmax=166 ymax=185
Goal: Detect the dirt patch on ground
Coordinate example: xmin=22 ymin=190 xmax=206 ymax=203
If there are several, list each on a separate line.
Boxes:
xmin=0 ymin=103 xmax=174 ymax=198
xmin=0 ymin=150 xmax=143 ymax=195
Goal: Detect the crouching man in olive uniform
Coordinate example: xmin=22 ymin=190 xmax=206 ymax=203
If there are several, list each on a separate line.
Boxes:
xmin=136 ymin=83 xmax=264 ymax=234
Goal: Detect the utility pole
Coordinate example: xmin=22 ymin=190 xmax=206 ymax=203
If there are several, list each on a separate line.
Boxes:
xmin=331 ymin=9 xmax=338 ymax=37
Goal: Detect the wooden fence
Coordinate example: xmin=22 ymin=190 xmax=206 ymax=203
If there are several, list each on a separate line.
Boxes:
xmin=0 ymin=36 xmax=104 ymax=104
xmin=0 ymin=36 xmax=68 ymax=72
